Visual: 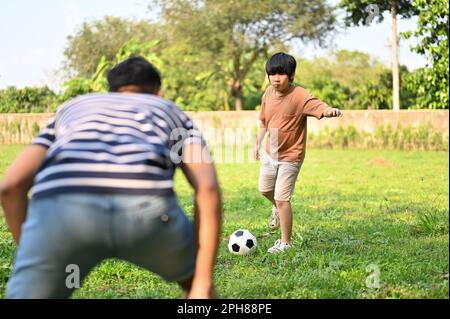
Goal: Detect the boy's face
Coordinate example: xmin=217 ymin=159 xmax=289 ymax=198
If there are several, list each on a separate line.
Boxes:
xmin=268 ymin=73 xmax=292 ymax=92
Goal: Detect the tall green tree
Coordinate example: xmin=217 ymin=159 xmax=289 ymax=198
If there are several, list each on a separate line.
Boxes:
xmin=63 ymin=16 xmax=160 ymax=78
xmin=153 ymin=0 xmax=336 ymax=110
xmin=402 ymin=0 xmax=449 ymax=109
xmin=339 ymin=0 xmax=419 ymax=111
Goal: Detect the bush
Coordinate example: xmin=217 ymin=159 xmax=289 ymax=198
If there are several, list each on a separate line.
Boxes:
xmin=309 ymin=123 xmax=448 ymax=151
xmin=0 ymin=86 xmax=57 ymax=113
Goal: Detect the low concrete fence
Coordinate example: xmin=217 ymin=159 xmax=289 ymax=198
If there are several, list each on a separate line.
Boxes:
xmin=0 ymin=110 xmax=448 ymax=147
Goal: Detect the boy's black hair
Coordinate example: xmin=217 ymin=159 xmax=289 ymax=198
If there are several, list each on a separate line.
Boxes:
xmin=265 ymin=52 xmax=297 ymax=82
xmin=107 ymin=56 xmax=161 ymax=93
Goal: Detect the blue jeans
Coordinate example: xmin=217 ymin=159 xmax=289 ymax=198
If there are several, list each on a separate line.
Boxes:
xmin=7 ymin=193 xmax=196 ymax=298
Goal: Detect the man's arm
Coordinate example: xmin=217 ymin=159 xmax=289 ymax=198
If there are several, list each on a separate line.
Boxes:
xmin=180 ymin=143 xmax=222 ymax=299
xmin=0 ymin=145 xmax=47 ymax=245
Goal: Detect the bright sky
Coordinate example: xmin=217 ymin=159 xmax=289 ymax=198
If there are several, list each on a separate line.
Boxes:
xmin=0 ymin=0 xmax=428 ymax=91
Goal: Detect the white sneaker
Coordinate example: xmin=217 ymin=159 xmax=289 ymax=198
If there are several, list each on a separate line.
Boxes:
xmin=267 ymin=239 xmax=292 ymax=253
xmin=268 ymin=206 xmax=279 ymax=230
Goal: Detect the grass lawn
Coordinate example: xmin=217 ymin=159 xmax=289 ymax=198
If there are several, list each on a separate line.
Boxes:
xmin=0 ymin=145 xmax=448 ymax=298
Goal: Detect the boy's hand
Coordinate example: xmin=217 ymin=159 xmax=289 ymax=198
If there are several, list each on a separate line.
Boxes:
xmin=323 ymin=107 xmax=343 ymax=118
xmin=253 ymin=144 xmax=260 ymax=161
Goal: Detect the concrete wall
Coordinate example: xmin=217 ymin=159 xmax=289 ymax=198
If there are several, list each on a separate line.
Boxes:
xmin=185 ymin=110 xmax=449 ymax=134
xmin=0 ymin=110 xmax=448 ymax=145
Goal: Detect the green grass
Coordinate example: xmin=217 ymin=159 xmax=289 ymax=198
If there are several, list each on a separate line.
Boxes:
xmin=0 ymin=145 xmax=448 ymax=298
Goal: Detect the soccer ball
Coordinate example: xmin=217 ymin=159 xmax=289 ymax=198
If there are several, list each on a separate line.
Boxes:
xmin=228 ymin=229 xmax=257 ymax=255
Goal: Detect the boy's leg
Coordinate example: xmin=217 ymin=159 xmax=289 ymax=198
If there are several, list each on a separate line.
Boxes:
xmin=258 ymin=153 xmax=279 ymax=228
xmin=273 ymin=161 xmax=302 ymax=244
xmin=7 ymin=194 xmax=112 ymax=298
xmin=275 ymin=200 xmax=293 ymax=244
xmin=261 ymin=190 xmax=276 ymax=206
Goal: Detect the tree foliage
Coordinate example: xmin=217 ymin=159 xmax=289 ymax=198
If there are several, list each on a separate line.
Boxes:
xmin=402 ymin=0 xmax=449 ymax=109
xmin=338 ymin=0 xmax=418 ymax=26
xmin=298 ymin=50 xmax=396 ymax=109
xmin=297 ymin=50 xmax=421 ymax=109
xmin=63 ymin=16 xmax=160 ymax=78
xmin=0 ymin=86 xmax=57 ymax=113
xmin=339 ymin=0 xmax=419 ymax=111
xmin=2 ymin=1 xmax=446 ymax=113
xmin=153 ymin=0 xmax=337 ymax=110
xmin=60 ymin=39 xmax=163 ymax=102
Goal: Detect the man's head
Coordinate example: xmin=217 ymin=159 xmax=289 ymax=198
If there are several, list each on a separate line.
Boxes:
xmin=265 ymin=52 xmax=296 ymax=92
xmin=107 ymin=56 xmax=162 ymax=94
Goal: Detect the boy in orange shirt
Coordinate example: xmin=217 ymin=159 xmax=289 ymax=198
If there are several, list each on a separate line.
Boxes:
xmin=253 ymin=52 xmax=342 ymax=253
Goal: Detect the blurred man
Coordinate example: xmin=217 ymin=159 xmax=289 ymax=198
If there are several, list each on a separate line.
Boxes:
xmin=1 ymin=56 xmax=222 ymax=298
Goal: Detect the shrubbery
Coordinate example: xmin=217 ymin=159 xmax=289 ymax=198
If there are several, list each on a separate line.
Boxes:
xmin=309 ymin=123 xmax=449 ymax=151
xmin=0 ymin=86 xmax=58 ymax=113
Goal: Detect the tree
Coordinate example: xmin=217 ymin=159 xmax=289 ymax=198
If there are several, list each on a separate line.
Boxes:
xmin=298 ymin=50 xmax=395 ymax=109
xmin=402 ymin=0 xmax=449 ymax=109
xmin=63 ymin=16 xmax=160 ymax=78
xmin=153 ymin=0 xmax=336 ymax=110
xmin=60 ymin=39 xmax=163 ymax=102
xmin=339 ymin=0 xmax=419 ymax=111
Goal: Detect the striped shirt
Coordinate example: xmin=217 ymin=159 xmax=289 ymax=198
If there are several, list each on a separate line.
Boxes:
xmin=31 ymin=93 xmax=205 ymax=198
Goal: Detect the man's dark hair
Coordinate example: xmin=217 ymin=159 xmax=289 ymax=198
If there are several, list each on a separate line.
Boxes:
xmin=107 ymin=56 xmax=161 ymax=93
xmin=265 ymin=52 xmax=297 ymax=82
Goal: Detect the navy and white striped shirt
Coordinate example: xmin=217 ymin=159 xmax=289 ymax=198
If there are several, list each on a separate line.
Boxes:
xmin=31 ymin=93 xmax=205 ymax=198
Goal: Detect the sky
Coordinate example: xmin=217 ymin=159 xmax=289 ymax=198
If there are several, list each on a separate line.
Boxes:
xmin=0 ymin=0 xmax=428 ymax=91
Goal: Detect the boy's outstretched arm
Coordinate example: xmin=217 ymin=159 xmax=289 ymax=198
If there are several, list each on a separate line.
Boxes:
xmin=323 ymin=106 xmax=343 ymax=118
xmin=302 ymin=90 xmax=343 ymax=120
xmin=180 ymin=143 xmax=222 ymax=299
xmin=0 ymin=145 xmax=47 ymax=245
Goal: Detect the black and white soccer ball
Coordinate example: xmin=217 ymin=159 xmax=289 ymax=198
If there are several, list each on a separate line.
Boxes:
xmin=228 ymin=229 xmax=257 ymax=255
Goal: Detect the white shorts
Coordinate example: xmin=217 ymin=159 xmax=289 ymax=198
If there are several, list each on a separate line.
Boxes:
xmin=258 ymin=152 xmax=302 ymax=201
